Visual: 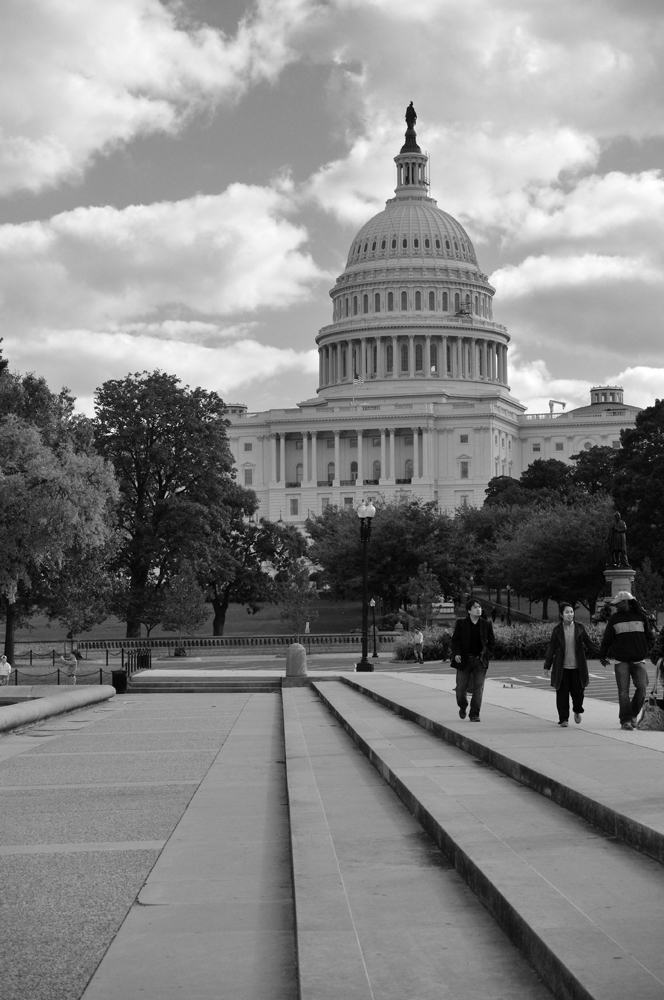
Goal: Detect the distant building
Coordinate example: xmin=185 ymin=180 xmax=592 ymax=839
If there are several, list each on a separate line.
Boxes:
xmin=227 ymin=115 xmax=639 ymax=523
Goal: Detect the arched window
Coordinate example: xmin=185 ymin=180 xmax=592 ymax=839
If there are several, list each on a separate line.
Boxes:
xmin=474 ymin=295 xmax=479 ymax=313
xmin=415 ymin=343 xmax=423 ymax=371
xmin=380 ymin=239 xmax=386 ymax=250
xmin=445 ymin=238 xmax=451 ymax=251
xmin=442 ymin=291 xmax=448 ymax=311
xmin=402 ymin=237 xmax=408 ymax=249
xmin=430 ymin=343 xmax=438 ymax=372
xmin=401 ymin=290 xmax=407 ymax=310
xmin=404 ymin=163 xmax=410 ymax=185
xmin=342 ymin=350 xmax=347 ymax=378
xmin=401 ymin=343 xmax=409 ymax=372
xmin=363 ymin=242 xmax=368 ymax=253
xmin=454 ymin=292 xmax=460 ymax=311
xmin=465 ymin=293 xmax=471 ymax=310
xmin=296 ymin=463 xmax=303 ymax=483
xmin=350 ymin=461 xmax=358 ymax=482
xmin=371 ymin=240 xmax=376 ymax=251
xmin=374 ymin=292 xmax=380 ymax=312
xmin=386 ymin=344 xmax=393 ymax=372
xmin=373 ymin=460 xmax=381 ymax=480
xmin=405 ymin=459 xmax=414 ymax=479
xmin=391 ymin=236 xmax=397 ymax=249
xmin=414 ymin=237 xmax=419 ymax=249
xmin=453 ymin=240 xmax=459 ymax=252
xmin=353 ymin=296 xmax=358 ymax=315
xmin=415 ymin=291 xmax=422 ymax=310
xmin=327 ymin=462 xmax=335 ymax=480
xmin=345 ymin=297 xmax=349 ymax=317
xmin=435 ymin=238 xmax=441 ymax=250
xmin=446 ymin=343 xmax=452 ymax=373
xmin=363 ymin=294 xmax=369 ymax=314
xmin=387 ymin=291 xmax=394 ymax=311
xmin=428 ymin=290 xmax=435 ymax=310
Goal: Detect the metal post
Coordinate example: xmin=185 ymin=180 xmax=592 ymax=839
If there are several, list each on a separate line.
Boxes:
xmin=57 ymin=669 xmax=60 ymax=685
xmin=30 ymin=650 xmax=33 ymax=666
xmin=506 ymin=585 xmax=512 ymax=626
xmin=52 ymin=650 xmax=55 ymax=668
xmin=370 ymin=599 xmax=378 ymax=658
xmin=356 ymin=501 xmax=376 ymax=672
xmin=99 ymin=668 xmax=103 ymax=685
xmin=106 ymin=650 xmax=109 ymax=668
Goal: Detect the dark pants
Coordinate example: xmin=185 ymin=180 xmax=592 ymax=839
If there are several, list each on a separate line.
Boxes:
xmin=556 ymin=668 xmax=584 ymax=722
xmin=614 ymin=661 xmax=648 ymax=724
xmin=456 ymin=657 xmax=487 ymax=719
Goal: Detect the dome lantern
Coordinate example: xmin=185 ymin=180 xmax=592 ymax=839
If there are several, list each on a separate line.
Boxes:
xmin=393 ymin=102 xmax=429 ymax=199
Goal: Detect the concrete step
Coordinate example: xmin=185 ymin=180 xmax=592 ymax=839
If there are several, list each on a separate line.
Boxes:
xmin=311 ymin=679 xmax=664 ymax=1000
xmin=282 ymin=687 xmax=553 ymax=1000
xmin=340 ymin=673 xmax=664 ymax=865
xmin=128 ymin=676 xmax=281 ymax=693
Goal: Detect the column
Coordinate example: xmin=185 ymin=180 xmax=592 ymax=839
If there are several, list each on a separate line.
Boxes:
xmin=302 ymin=433 xmax=309 ymax=483
xmin=380 ymin=428 xmax=386 ymax=482
xmin=357 ymin=430 xmax=364 ymax=484
xmin=408 ymin=334 xmax=414 ymax=376
xmin=391 ymin=335 xmax=398 ymax=377
xmin=279 ymin=434 xmax=286 ymax=483
xmin=389 ymin=428 xmax=396 ymax=482
xmin=422 ymin=427 xmax=430 ymax=478
xmin=441 ymin=335 xmax=447 ymax=378
xmin=318 ymin=350 xmax=323 ymax=387
xmin=412 ymin=427 xmax=420 ymax=478
xmin=334 ymin=430 xmax=340 ymax=485
xmin=503 ymin=345 xmax=508 ymax=386
xmin=311 ymin=431 xmax=318 ymax=484
xmin=425 ymin=335 xmax=431 ymax=378
xmin=270 ymin=434 xmax=278 ymax=482
xmin=484 ymin=340 xmax=490 ymax=381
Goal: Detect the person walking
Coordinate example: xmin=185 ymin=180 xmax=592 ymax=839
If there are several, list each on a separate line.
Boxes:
xmin=412 ymin=627 xmax=424 ymax=664
xmin=59 ymin=650 xmax=78 ymax=685
xmin=599 ymin=591 xmax=654 ymax=730
xmin=0 ymin=655 xmax=12 ymax=686
xmin=451 ymin=599 xmax=496 ymax=722
xmin=543 ymin=604 xmax=600 ymax=727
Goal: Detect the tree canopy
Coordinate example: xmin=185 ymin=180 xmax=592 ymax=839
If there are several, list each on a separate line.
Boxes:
xmin=613 ymin=399 xmax=664 ymax=574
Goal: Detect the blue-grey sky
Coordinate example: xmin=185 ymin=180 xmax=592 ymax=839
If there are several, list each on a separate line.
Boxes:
xmin=1 ymin=0 xmax=663 ymax=415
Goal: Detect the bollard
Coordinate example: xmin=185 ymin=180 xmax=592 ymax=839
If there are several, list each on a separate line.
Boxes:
xmin=30 ymin=650 xmax=33 ymax=666
xmin=57 ymin=669 xmax=60 ymax=685
xmin=284 ymin=642 xmax=308 ymax=688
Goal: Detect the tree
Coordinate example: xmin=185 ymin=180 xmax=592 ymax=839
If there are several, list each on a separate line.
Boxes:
xmin=47 ymin=549 xmax=115 ymax=639
xmin=0 ymin=416 xmax=118 ymax=662
xmin=161 ymin=564 xmax=209 ymax=651
xmin=633 ymin=557 xmax=664 ymax=616
xmin=277 ymin=563 xmax=319 ymax=639
xmin=406 ymin=563 xmax=441 ymax=625
xmin=570 ymin=446 xmax=617 ymax=496
xmin=613 ymin=399 xmax=664 ymax=574
xmin=93 ymin=371 xmax=236 ymax=636
xmin=519 ymin=459 xmax=575 ymax=493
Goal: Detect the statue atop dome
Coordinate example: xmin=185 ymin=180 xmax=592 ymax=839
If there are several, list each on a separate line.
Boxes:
xmin=405 ymin=102 xmax=417 ymax=129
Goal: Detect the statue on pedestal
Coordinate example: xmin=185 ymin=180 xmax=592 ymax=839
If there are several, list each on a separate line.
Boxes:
xmin=405 ymin=102 xmax=417 ymax=129
xmin=607 ymin=512 xmax=630 ymax=568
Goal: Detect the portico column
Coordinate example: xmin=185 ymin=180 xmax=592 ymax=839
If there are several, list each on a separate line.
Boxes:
xmin=408 ymin=334 xmax=414 ymax=376
xmin=357 ymin=429 xmax=364 ymax=484
xmin=302 ymin=433 xmax=309 ymax=483
xmin=380 ymin=428 xmax=386 ymax=482
xmin=389 ymin=427 xmax=396 ymax=481
xmin=392 ymin=335 xmax=398 ymax=377
xmin=441 ymin=335 xmax=448 ymax=378
xmin=334 ymin=430 xmax=340 ymax=485
xmin=279 ymin=434 xmax=286 ymax=483
xmin=423 ymin=426 xmax=430 ymax=478
xmin=484 ymin=340 xmax=490 ymax=381
xmin=412 ymin=427 xmax=420 ymax=478
xmin=270 ymin=433 xmax=278 ymax=482
xmin=503 ymin=345 xmax=508 ymax=386
xmin=425 ymin=335 xmax=431 ymax=377
xmin=311 ymin=431 xmax=318 ymax=483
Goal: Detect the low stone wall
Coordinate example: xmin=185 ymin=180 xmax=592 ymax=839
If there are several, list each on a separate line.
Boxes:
xmin=0 ymin=685 xmax=115 ymax=733
xmin=77 ymin=633 xmax=399 ymax=654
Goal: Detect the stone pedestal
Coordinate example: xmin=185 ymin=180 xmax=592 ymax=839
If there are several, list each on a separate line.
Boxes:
xmin=283 ymin=642 xmax=309 ymax=688
xmin=603 ymin=566 xmax=636 ymax=600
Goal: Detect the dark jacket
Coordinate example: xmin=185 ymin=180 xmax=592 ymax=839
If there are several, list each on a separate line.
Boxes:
xmin=543 ymin=622 xmax=600 ymax=691
xmin=451 ymin=616 xmax=496 ymax=669
xmin=599 ymin=607 xmax=654 ymax=663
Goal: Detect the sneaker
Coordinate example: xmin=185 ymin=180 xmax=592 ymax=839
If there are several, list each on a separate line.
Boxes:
xmin=469 ymin=716 xmax=480 ymax=722
xmin=458 ymin=707 xmax=467 ymax=720
xmin=558 ymin=720 xmax=569 ymax=727
xmin=621 ymin=722 xmax=633 ymax=730
xmin=574 ymin=713 xmax=582 ymax=725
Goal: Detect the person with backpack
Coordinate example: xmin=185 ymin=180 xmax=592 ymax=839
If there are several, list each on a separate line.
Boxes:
xmin=599 ymin=591 xmax=654 ymax=730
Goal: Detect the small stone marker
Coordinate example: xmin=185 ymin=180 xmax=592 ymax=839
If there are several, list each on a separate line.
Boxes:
xmin=284 ymin=643 xmax=308 ymax=687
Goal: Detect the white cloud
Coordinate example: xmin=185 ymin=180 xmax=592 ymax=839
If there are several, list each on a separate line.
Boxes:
xmin=508 ymin=353 xmax=594 ymax=414
xmin=492 ymin=253 xmax=662 ymax=300
xmin=0 ymin=0 xmax=318 ymax=194
xmin=0 ymin=184 xmax=326 ymax=331
xmin=611 ymin=367 xmax=664 ymax=410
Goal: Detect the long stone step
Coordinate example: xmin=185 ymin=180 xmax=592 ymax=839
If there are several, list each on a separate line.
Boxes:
xmin=311 ymin=678 xmax=664 ymax=1000
xmin=282 ymin=687 xmax=553 ymax=1000
xmin=340 ymin=673 xmax=664 ymax=865
xmin=128 ymin=675 xmax=281 ymax=693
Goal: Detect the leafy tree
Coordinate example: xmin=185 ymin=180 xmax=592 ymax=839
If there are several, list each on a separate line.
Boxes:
xmin=633 ymin=557 xmax=664 ymax=615
xmin=613 ymin=399 xmax=664 ymax=574
xmin=111 ymin=581 xmax=166 ymax=638
xmin=47 ymin=550 xmax=115 ymax=639
xmin=162 ymin=564 xmax=209 ymax=650
xmin=570 ymin=445 xmax=617 ymax=496
xmin=519 ymin=459 xmax=575 ymax=493
xmin=0 ymin=416 xmax=118 ymax=662
xmin=277 ymin=563 xmax=319 ymax=639
xmin=93 ymin=371 xmax=235 ymax=637
xmin=406 ymin=563 xmax=441 ymax=625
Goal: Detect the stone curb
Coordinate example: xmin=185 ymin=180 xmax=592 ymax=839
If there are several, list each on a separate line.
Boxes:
xmin=0 ymin=686 xmax=116 ymax=733
xmin=340 ymin=675 xmax=664 ymax=866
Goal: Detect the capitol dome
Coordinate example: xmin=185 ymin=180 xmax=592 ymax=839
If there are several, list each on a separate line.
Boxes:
xmin=346 ymin=201 xmax=479 ymax=270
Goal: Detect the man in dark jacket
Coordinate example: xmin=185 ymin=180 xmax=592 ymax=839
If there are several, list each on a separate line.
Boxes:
xmin=599 ymin=591 xmax=654 ymax=730
xmin=451 ymin=599 xmax=496 ymax=722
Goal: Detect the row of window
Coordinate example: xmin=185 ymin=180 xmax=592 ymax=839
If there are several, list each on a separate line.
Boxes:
xmin=350 ymin=234 xmax=472 ymax=258
xmin=334 ymin=290 xmax=492 ymax=319
xmin=323 ymin=337 xmax=500 ymax=383
xmin=531 ymin=440 xmax=620 ymax=453
xmin=246 ymin=458 xmax=471 ymax=487
xmin=286 ymin=493 xmax=473 ymax=517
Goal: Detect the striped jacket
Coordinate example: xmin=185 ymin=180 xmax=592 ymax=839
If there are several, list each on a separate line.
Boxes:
xmin=599 ymin=609 xmax=653 ymax=663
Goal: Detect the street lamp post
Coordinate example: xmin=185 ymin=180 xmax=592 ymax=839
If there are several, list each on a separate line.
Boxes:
xmin=370 ymin=598 xmax=378 ymax=659
xmin=506 ymin=584 xmax=512 ymax=626
xmin=356 ymin=500 xmax=376 ymax=671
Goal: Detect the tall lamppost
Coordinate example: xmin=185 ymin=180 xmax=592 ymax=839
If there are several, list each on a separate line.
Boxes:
xmin=370 ymin=598 xmax=378 ymax=659
xmin=506 ymin=583 xmax=512 ymax=626
xmin=356 ymin=500 xmax=376 ymax=671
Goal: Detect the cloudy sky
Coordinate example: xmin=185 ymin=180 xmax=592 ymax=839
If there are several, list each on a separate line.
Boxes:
xmin=1 ymin=0 xmax=663 ymax=416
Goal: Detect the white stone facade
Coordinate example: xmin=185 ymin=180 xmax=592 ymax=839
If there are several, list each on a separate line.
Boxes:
xmin=227 ymin=120 xmax=639 ymax=524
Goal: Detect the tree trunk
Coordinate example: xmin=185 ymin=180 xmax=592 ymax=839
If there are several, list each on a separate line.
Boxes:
xmin=541 ymin=597 xmax=549 ymax=621
xmin=126 ymin=619 xmax=142 ymax=638
xmin=212 ymin=591 xmax=230 ymax=636
xmin=4 ymin=600 xmax=15 ymax=665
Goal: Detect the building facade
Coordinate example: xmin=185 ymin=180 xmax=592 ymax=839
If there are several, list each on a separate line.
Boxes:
xmin=227 ymin=115 xmax=640 ymax=524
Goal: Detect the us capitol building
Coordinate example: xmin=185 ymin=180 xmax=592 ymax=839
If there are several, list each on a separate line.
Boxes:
xmin=227 ymin=107 xmax=640 ymax=523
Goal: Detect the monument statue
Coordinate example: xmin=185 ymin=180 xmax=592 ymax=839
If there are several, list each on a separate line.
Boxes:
xmin=405 ymin=102 xmax=417 ymax=129
xmin=607 ymin=512 xmax=629 ymax=567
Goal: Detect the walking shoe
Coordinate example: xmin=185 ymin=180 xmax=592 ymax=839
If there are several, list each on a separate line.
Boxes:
xmin=558 ymin=720 xmax=569 ymax=727
xmin=458 ymin=707 xmax=467 ymax=720
xmin=469 ymin=716 xmax=480 ymax=722
xmin=621 ymin=722 xmax=633 ymax=730
xmin=574 ymin=713 xmax=582 ymax=724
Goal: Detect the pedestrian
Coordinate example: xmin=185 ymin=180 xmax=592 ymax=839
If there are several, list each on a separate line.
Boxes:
xmin=451 ymin=599 xmax=496 ymax=722
xmin=60 ymin=650 xmax=78 ymax=685
xmin=440 ymin=629 xmax=452 ymax=662
xmin=599 ymin=591 xmax=654 ymax=730
xmin=412 ymin=626 xmax=424 ymax=664
xmin=0 ymin=655 xmax=12 ymax=686
xmin=543 ymin=604 xmax=600 ymax=727
xmin=491 ymin=607 xmax=496 ymax=622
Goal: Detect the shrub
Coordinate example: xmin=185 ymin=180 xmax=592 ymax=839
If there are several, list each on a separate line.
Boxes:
xmin=394 ymin=620 xmax=606 ymax=662
xmin=393 ymin=626 xmax=452 ymax=662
